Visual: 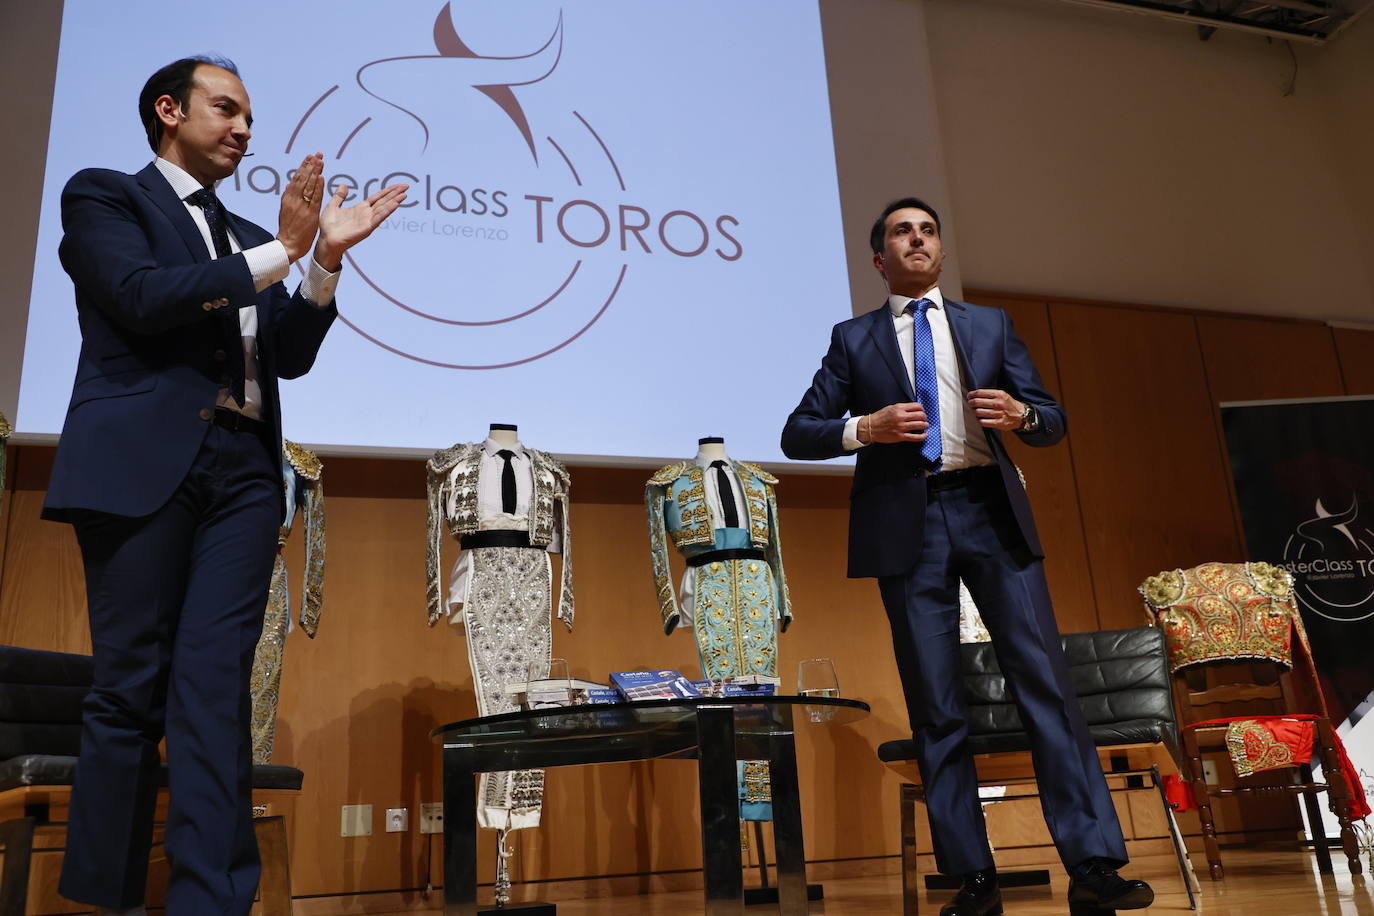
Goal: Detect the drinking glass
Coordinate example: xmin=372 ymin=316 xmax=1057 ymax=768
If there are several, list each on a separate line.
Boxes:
xmin=797 ymin=658 xmax=840 ymax=698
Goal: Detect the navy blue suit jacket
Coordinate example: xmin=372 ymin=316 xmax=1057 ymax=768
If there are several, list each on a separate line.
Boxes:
xmin=781 ymin=300 xmax=1065 ymax=579
xmin=42 ymin=163 xmax=336 ymax=521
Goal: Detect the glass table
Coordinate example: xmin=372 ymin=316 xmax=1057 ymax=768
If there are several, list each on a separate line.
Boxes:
xmin=431 ymin=695 xmax=870 ymax=915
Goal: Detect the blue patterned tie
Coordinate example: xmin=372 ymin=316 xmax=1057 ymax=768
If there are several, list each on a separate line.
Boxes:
xmin=911 ymin=298 xmax=942 ymax=469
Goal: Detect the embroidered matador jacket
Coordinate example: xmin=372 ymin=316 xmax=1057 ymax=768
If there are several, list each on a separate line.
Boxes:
xmin=425 ymin=442 xmax=574 ymax=629
xmin=646 ymin=459 xmax=791 ymax=642
xmin=249 ymin=439 xmax=326 ymax=764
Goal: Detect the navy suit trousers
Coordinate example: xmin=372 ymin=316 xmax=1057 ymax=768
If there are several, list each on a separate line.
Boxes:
xmin=877 ymin=473 xmax=1127 ymax=876
xmin=60 ymin=423 xmax=280 ymax=915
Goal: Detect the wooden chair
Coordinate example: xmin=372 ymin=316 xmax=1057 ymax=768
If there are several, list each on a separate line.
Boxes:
xmin=877 ymin=626 xmax=1197 ymax=914
xmin=1140 ymin=561 xmax=1365 ymax=880
xmin=0 ymin=645 xmax=301 ymax=915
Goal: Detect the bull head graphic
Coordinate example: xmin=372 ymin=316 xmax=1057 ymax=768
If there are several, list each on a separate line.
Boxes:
xmin=355 ymin=2 xmax=564 ymax=160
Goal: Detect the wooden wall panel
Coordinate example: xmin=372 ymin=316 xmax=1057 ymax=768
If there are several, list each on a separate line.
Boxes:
xmin=0 ymin=488 xmax=88 ymax=653
xmin=1196 ymin=316 xmax=1345 ymax=403
xmin=967 ymin=292 xmax=1097 ymax=634
xmin=1334 ymin=326 xmax=1374 ymax=395
xmin=1048 ymin=303 xmax=1242 ymax=629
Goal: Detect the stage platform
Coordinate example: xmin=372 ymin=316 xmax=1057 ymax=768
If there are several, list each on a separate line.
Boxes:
xmin=289 ymin=847 xmax=1371 ymax=915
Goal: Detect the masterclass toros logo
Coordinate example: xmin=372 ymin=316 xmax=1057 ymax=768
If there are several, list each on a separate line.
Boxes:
xmin=225 ymin=2 xmax=742 ymax=369
xmin=1281 ymin=495 xmax=1374 ymax=622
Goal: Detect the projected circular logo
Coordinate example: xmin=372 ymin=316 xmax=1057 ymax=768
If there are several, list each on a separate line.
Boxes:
xmin=270 ymin=3 xmax=659 ymax=369
xmin=1282 ymin=495 xmax=1374 ymax=622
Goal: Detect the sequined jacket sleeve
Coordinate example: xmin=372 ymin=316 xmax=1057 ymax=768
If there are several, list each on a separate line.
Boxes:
xmin=555 ymin=484 xmax=575 ymax=630
xmin=645 ymin=474 xmax=682 ymax=635
xmin=425 ymin=453 xmax=453 ymax=626
xmin=764 ymin=481 xmax=792 ymax=631
xmin=298 ymin=468 xmax=325 ymax=637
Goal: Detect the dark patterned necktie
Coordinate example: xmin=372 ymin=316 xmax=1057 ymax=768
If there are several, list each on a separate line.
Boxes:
xmin=497 ymin=449 xmax=518 ymax=515
xmin=186 ymin=188 xmax=233 ymax=258
xmin=186 ymin=188 xmax=245 ymax=405
xmin=709 ymin=460 xmax=741 ymax=529
xmin=910 ymin=298 xmax=942 ymax=469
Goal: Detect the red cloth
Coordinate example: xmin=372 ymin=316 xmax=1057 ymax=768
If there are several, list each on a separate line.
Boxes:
xmin=1178 ymin=715 xmax=1370 ymax=821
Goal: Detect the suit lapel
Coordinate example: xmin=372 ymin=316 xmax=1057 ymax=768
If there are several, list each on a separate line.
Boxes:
xmin=946 ymin=300 xmax=1005 ymax=455
xmin=862 ymin=304 xmax=917 ymax=402
xmin=137 ymin=163 xmax=211 ymax=264
xmin=944 ymin=300 xmax=979 ymax=391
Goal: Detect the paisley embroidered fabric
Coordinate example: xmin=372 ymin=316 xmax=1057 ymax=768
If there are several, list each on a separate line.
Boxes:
xmin=1139 ymin=561 xmax=1302 ymax=673
xmin=465 ymin=546 xmax=552 ymax=830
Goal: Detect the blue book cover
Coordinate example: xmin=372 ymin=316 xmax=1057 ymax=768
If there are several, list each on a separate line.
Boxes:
xmin=585 ymin=687 xmax=622 ymax=705
xmin=691 ymin=679 xmax=777 ymax=697
xmin=610 ymin=669 xmax=702 ymax=701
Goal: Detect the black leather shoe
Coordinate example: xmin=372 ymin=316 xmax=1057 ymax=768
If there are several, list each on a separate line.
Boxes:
xmin=939 ymin=867 xmax=1003 ymax=916
xmin=1068 ymin=859 xmax=1155 ymax=912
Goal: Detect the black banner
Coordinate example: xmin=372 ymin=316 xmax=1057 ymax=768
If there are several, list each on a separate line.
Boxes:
xmin=1221 ymin=396 xmax=1374 ymax=730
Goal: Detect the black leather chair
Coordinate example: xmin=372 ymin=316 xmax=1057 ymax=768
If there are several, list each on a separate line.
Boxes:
xmin=0 ymin=645 xmax=302 ymax=915
xmin=877 ymin=626 xmax=1197 ymax=914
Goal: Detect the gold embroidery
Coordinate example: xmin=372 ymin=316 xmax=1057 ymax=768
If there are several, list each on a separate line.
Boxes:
xmin=645 ymin=479 xmax=681 ymax=632
xmin=649 ymin=461 xmax=692 ymax=487
xmin=424 ymin=444 xmax=573 ymax=627
xmin=1225 ymin=719 xmax=1302 ymax=777
xmin=1139 ymin=569 xmax=1184 ymax=608
xmin=741 ymin=760 xmax=772 ymax=803
xmin=673 ymin=466 xmax=713 ymax=546
xmin=736 ymin=460 xmax=778 ymax=486
xmin=1141 ymin=562 xmax=1303 ymax=673
xmin=283 ymin=438 xmax=322 ymax=480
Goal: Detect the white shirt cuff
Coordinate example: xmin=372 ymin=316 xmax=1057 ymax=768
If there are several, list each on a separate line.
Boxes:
xmin=244 ymin=240 xmax=290 ymax=293
xmin=300 ymin=256 xmax=341 ymax=308
xmin=842 ymin=416 xmax=868 ymax=451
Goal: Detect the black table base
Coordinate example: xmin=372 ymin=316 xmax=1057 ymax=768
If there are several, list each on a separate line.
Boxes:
xmin=745 ymin=883 xmax=824 ymax=905
xmin=476 ymin=903 xmax=555 ymax=915
xmin=432 ymin=696 xmax=869 ymax=916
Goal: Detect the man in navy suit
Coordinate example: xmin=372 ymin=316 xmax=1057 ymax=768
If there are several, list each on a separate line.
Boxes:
xmin=782 ymin=198 xmax=1153 ymax=915
xmin=41 ymin=56 xmax=406 ymax=915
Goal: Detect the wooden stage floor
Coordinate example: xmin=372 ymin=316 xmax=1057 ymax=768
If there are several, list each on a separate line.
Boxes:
xmin=347 ymin=847 xmax=1374 ymax=915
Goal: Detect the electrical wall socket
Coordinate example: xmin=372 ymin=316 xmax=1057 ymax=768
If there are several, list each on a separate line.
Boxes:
xmin=386 ymin=807 xmax=409 ymax=832
xmin=420 ymin=802 xmax=444 ymax=834
xmin=1202 ymin=760 xmax=1219 ymax=784
xmin=340 ymin=804 xmax=373 ymax=837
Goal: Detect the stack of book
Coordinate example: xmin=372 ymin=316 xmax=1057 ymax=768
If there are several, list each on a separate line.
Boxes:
xmin=609 ymin=669 xmax=702 ymax=701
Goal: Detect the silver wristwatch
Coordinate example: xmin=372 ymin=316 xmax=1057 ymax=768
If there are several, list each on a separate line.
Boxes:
xmin=1018 ymin=404 xmax=1041 ymax=433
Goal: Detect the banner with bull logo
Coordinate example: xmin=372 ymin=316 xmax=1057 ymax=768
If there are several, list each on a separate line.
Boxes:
xmin=1221 ymin=395 xmax=1374 ymax=829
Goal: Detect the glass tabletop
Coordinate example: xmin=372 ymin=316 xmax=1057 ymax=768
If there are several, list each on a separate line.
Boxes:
xmin=431 ymin=695 xmax=870 ymax=755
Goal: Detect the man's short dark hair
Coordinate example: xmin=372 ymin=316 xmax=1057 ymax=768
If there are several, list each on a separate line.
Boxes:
xmin=870 ymin=197 xmax=942 ymax=254
xmin=138 ymin=55 xmax=241 ymax=153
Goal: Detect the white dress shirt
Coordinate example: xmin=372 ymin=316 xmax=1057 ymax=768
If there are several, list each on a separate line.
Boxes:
xmin=154 ymin=158 xmax=340 ymax=420
xmin=698 ymin=454 xmax=749 ymax=533
xmin=447 ymin=438 xmax=559 ymax=620
xmin=842 ymin=287 xmax=996 ymax=471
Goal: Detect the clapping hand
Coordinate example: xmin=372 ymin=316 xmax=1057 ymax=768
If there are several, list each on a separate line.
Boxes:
xmin=313 ymin=178 xmax=409 ymax=271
